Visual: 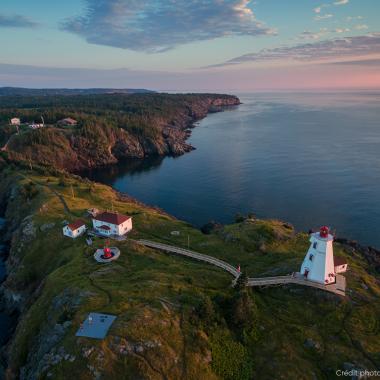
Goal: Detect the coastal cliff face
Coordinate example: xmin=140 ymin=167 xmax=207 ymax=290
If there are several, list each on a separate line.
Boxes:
xmin=3 ymin=94 xmax=240 ymax=172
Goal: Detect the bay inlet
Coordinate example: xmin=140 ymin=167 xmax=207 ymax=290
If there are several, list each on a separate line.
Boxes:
xmin=82 ymin=92 xmax=380 ymax=249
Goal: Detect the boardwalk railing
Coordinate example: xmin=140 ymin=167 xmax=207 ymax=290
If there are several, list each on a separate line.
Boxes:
xmin=137 ymin=239 xmax=345 ymax=296
xmin=138 ymin=239 xmax=240 ymax=277
xmin=247 ymin=275 xmax=294 ymax=286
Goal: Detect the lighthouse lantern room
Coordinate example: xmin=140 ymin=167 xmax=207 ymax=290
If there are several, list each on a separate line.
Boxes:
xmin=300 ymin=226 xmax=337 ymax=285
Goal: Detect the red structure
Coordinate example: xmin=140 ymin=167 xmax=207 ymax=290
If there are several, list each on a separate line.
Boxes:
xmin=101 ymin=240 xmax=114 ymax=260
xmin=319 ymin=226 xmax=329 ymax=238
xmin=102 ymin=247 xmax=113 ymax=259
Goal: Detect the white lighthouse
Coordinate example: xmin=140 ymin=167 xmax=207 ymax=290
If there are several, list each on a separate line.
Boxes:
xmin=300 ymin=226 xmax=337 ymax=285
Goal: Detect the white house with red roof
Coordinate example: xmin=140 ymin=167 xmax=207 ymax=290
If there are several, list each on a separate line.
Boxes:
xmin=300 ymin=226 xmax=347 ymax=285
xmin=63 ymin=219 xmax=86 ymax=238
xmin=92 ymin=211 xmax=132 ymax=237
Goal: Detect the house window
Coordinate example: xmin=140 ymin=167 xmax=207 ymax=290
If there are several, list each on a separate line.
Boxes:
xmin=313 ymin=242 xmax=318 ymax=249
xmin=309 ymin=254 xmax=314 ymax=261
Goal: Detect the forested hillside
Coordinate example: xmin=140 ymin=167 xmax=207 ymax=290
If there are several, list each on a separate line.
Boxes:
xmin=0 ymin=93 xmax=240 ymax=171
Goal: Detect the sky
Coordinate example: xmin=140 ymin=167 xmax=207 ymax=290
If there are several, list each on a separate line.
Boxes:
xmin=0 ymin=0 xmax=379 ymax=91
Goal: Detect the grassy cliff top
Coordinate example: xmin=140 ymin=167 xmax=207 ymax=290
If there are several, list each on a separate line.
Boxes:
xmin=1 ymin=164 xmax=379 ymax=380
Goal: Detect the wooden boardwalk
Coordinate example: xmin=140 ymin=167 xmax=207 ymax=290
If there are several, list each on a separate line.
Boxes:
xmin=138 ymin=239 xmax=240 ymax=277
xmin=137 ymin=240 xmax=346 ymax=296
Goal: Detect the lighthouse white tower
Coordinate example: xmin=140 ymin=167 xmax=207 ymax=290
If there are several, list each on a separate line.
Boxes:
xmin=300 ymin=226 xmax=336 ymax=285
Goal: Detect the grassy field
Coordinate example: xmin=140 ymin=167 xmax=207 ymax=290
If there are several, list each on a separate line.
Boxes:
xmin=1 ymin=166 xmax=379 ymax=380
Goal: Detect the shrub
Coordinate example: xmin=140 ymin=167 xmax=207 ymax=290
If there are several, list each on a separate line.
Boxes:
xmin=210 ymin=330 xmax=253 ymax=380
xmin=20 ymin=181 xmax=39 ymax=200
xmin=200 ymin=221 xmax=223 ymax=235
xmin=234 ymin=213 xmax=245 ymax=223
xmin=58 ymin=177 xmax=66 ymax=187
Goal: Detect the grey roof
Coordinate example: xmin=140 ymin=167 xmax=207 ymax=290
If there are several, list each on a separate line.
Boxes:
xmin=75 ymin=313 xmax=117 ymax=339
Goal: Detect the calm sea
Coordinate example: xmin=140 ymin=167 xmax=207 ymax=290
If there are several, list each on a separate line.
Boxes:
xmin=83 ymin=92 xmax=380 ymax=248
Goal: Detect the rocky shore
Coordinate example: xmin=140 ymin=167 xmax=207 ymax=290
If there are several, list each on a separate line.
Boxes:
xmin=335 ymin=237 xmax=380 ymax=273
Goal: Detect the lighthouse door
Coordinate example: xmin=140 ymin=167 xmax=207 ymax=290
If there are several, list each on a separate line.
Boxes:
xmin=304 ymin=269 xmax=309 ymax=278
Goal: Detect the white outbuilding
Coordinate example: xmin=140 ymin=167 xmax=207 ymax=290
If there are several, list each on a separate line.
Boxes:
xmin=92 ymin=211 xmax=132 ymax=237
xmin=334 ymin=256 xmax=348 ymax=274
xmin=10 ymin=118 xmax=20 ymax=126
xmin=300 ymin=226 xmax=347 ymax=285
xmin=63 ymin=219 xmax=87 ymax=238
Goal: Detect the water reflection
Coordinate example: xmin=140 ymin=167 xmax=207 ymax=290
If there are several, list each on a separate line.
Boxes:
xmin=82 ymin=155 xmax=165 ymax=182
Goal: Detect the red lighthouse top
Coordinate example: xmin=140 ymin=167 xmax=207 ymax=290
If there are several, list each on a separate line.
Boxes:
xmin=319 ymin=226 xmax=329 ymax=238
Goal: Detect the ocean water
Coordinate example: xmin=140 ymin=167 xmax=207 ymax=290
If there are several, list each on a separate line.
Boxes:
xmin=84 ymin=92 xmax=380 ymax=248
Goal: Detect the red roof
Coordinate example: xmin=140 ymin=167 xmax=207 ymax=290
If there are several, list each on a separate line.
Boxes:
xmin=67 ymin=219 xmax=85 ymax=231
xmin=94 ymin=212 xmax=131 ymax=226
xmin=334 ymin=257 xmax=347 ymax=266
xmin=98 ymin=225 xmax=111 ymax=230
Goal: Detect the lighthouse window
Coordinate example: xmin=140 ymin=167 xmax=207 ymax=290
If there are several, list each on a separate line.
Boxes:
xmin=313 ymin=242 xmax=318 ymax=249
xmin=309 ymin=254 xmax=314 ymax=261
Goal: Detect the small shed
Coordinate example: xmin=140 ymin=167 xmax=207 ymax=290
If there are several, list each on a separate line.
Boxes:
xmin=334 ymin=256 xmax=348 ymax=274
xmin=63 ymin=219 xmax=86 ymax=238
xmin=76 ymin=313 xmax=117 ymax=339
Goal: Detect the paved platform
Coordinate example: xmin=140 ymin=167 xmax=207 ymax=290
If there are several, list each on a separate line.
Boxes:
xmin=76 ymin=313 xmax=117 ymax=339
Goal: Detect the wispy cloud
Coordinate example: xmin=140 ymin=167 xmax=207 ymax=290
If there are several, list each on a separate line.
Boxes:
xmin=297 ymin=28 xmax=329 ymax=40
xmin=61 ymin=0 xmax=274 ymax=53
xmin=328 ymin=58 xmax=380 ymax=66
xmin=334 ymin=27 xmax=350 ymax=33
xmin=314 ymin=13 xmax=333 ymax=21
xmin=313 ymin=0 xmax=348 ymax=19
xmin=297 ymin=27 xmax=350 ymax=41
xmin=346 ymin=16 xmax=363 ymax=21
xmin=206 ymin=33 xmax=380 ymax=67
xmin=313 ymin=4 xmax=330 ymax=14
xmin=0 ymin=14 xmax=38 ymax=28
xmin=355 ymin=24 xmax=368 ymax=30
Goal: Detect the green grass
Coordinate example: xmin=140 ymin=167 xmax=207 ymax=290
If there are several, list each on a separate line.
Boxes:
xmin=1 ymin=168 xmax=380 ymax=380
